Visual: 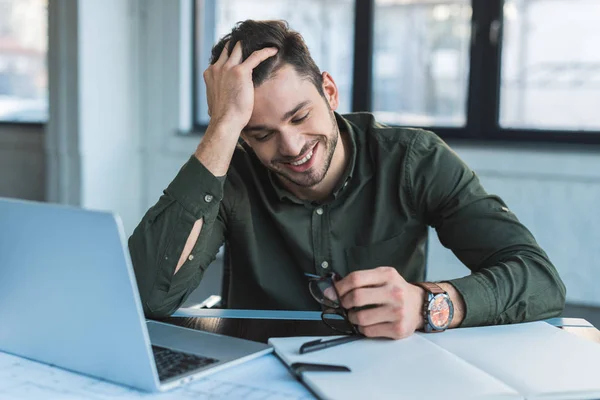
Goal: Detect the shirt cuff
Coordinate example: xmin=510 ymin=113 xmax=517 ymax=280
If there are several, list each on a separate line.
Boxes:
xmin=165 ymin=155 xmax=225 ymax=218
xmin=446 ymin=274 xmax=498 ymax=327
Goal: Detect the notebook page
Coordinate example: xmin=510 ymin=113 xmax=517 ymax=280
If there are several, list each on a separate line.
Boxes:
xmin=421 ymin=321 xmax=600 ymax=400
xmin=269 ymin=334 xmax=521 ymax=400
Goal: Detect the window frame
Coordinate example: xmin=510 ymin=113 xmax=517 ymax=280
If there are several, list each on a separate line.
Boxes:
xmin=0 ymin=121 xmax=45 ymax=127
xmin=191 ymin=0 xmax=600 ymax=145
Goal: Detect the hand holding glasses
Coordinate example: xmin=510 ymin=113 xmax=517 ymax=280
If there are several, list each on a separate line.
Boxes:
xmin=302 ymin=272 xmax=364 ymax=353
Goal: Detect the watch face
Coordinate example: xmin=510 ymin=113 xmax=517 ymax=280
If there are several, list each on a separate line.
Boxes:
xmin=427 ymin=294 xmax=453 ymax=330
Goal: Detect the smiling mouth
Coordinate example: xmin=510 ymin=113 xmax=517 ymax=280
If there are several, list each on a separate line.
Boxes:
xmin=283 ymin=143 xmax=317 ymax=167
xmin=289 ymin=148 xmax=314 ymax=166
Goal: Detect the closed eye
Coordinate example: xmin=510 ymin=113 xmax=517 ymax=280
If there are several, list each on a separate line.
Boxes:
xmin=291 ymin=112 xmax=310 ymax=124
xmin=255 ymin=131 xmax=275 ymax=142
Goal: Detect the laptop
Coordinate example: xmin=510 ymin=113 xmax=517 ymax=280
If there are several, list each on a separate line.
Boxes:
xmin=0 ymin=197 xmax=271 ymax=392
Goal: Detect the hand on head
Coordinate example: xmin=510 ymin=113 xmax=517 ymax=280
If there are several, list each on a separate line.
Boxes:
xmin=203 ymin=41 xmax=278 ymax=132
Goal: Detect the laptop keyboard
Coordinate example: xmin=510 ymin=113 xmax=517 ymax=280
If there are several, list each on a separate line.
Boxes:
xmin=151 ymin=345 xmax=219 ymax=381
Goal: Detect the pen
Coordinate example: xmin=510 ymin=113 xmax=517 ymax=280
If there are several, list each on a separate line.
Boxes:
xmin=299 ymin=335 xmax=363 ymax=354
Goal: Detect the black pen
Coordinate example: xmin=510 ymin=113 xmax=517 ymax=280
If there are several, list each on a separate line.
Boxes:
xmin=299 ymin=335 xmax=363 ymax=354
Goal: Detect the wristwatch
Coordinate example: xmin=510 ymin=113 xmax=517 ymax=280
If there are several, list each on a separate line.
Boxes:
xmin=414 ymin=282 xmax=454 ymax=333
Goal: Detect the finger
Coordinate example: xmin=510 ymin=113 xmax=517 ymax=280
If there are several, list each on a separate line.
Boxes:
xmin=335 ymin=267 xmax=396 ymax=298
xmin=340 ymin=286 xmax=395 ymax=309
xmin=360 ymin=321 xmax=412 ymax=340
xmin=213 ymin=41 xmax=230 ymax=67
xmin=347 ymin=305 xmax=397 ymax=327
xmin=225 ymin=40 xmax=243 ymax=66
xmin=203 ymin=70 xmax=213 ymax=116
xmin=242 ymin=47 xmax=279 ymax=70
xmin=323 ymin=286 xmax=338 ymax=302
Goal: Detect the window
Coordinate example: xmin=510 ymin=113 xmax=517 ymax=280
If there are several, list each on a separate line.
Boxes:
xmin=500 ymin=0 xmax=600 ymax=131
xmin=193 ymin=0 xmax=600 ymax=143
xmin=373 ymin=0 xmax=471 ymax=127
xmin=194 ymin=0 xmax=355 ymax=127
xmin=0 ymin=0 xmax=47 ymax=123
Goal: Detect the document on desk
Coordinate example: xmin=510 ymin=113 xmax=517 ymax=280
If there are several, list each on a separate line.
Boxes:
xmin=0 ymin=351 xmax=312 ymax=399
xmin=269 ymin=321 xmax=600 ymax=400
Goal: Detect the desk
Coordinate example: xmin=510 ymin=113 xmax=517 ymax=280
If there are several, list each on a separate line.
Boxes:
xmin=561 ymin=325 xmax=600 ymax=343
xmin=156 ymin=314 xmax=600 ymax=399
xmin=159 ymin=315 xmax=600 ymax=345
xmin=1 ymin=315 xmax=599 ymax=399
xmin=161 ymin=316 xmax=336 ymax=343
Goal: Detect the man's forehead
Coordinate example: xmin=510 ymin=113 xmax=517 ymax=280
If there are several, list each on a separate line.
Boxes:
xmin=250 ymin=69 xmax=318 ymax=125
xmin=255 ymin=64 xmax=314 ymax=96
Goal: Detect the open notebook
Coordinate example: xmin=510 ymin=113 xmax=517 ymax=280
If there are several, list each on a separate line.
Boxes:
xmin=269 ymin=321 xmax=600 ymax=400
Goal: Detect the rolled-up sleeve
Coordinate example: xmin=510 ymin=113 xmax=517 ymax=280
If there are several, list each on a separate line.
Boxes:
xmin=406 ymin=131 xmax=566 ymax=327
xmin=128 ymin=155 xmax=227 ymax=318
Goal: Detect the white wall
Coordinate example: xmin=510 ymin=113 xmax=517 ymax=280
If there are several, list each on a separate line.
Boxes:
xmin=47 ymin=0 xmax=143 ymax=235
xmin=77 ymin=0 xmax=143 ymax=235
xmin=0 ymin=125 xmax=45 ymax=201
xmin=137 ymin=0 xmax=216 ymax=212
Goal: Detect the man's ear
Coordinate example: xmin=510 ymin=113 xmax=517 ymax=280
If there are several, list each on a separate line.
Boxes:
xmin=321 ymin=71 xmax=339 ymax=111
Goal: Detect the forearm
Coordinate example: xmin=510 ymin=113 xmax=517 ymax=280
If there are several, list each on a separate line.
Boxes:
xmin=438 ymin=282 xmax=465 ymax=328
xmin=447 ymin=250 xmax=566 ymax=327
xmin=406 ymin=130 xmax=566 ymax=328
xmin=177 ymin=122 xmax=241 ymax=275
xmin=129 ymin=157 xmax=227 ymax=318
xmin=174 ymin=218 xmax=204 ymax=275
xmin=195 ymin=120 xmax=243 ymax=177
xmin=176 ymin=121 xmax=242 ymax=274
xmin=129 ymin=196 xmax=206 ymax=317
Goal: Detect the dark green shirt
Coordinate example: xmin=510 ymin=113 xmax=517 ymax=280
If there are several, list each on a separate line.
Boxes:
xmin=129 ymin=112 xmax=565 ymax=326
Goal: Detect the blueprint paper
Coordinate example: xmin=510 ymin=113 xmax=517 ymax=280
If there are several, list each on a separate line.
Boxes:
xmin=0 ymin=351 xmax=312 ymax=400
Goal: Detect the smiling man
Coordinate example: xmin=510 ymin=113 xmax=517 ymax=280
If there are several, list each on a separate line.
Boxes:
xmin=242 ymin=72 xmax=342 ymax=199
xmin=129 ymin=20 xmax=565 ymax=339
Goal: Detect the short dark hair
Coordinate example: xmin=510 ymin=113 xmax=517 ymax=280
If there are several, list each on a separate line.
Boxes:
xmin=210 ymin=20 xmax=324 ymax=96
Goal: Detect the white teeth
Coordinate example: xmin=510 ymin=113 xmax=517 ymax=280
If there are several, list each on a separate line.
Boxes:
xmin=290 ymin=149 xmax=313 ymax=166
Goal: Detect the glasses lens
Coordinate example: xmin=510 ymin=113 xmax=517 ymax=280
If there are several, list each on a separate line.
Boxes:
xmin=322 ymin=309 xmax=357 ymax=335
xmin=309 ymin=278 xmax=340 ymax=308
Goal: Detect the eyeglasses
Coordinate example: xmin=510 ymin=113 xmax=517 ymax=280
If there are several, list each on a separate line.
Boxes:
xmin=305 ymin=272 xmax=360 ymax=335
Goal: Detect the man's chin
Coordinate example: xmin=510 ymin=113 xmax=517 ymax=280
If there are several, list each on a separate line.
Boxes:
xmin=275 ymin=170 xmax=324 ymax=189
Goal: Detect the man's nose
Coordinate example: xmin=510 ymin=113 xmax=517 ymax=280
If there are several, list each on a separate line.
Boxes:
xmin=278 ymin=131 xmax=305 ymax=157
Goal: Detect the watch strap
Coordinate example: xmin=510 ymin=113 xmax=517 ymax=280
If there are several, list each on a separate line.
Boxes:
xmin=415 ymin=282 xmax=445 ymax=295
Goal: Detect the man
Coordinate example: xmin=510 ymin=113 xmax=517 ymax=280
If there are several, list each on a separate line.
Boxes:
xmin=129 ymin=20 xmax=565 ymax=339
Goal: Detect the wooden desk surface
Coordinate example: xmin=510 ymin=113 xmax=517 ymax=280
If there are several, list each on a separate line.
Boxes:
xmin=159 ymin=316 xmax=600 ymax=345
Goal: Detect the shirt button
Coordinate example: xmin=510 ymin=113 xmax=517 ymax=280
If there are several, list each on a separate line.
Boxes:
xmin=321 ymin=261 xmax=329 ymax=269
xmin=316 ymin=208 xmax=323 ymax=215
xmin=204 ymin=194 xmax=213 ymax=203
xmin=343 ymin=181 xmax=349 ymax=188
xmin=188 ymin=255 xmax=194 ymax=261
xmin=501 ymin=207 xmax=509 ymax=212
